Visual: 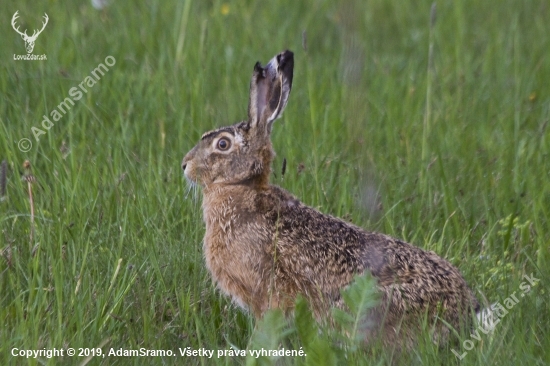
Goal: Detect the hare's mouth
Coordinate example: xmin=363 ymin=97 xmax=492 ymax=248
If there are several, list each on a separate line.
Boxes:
xmin=184 ymin=175 xmax=197 ymax=185
xmin=183 ymin=169 xmax=199 ymax=186
xmin=182 ymin=161 xmax=200 ymax=188
xmin=182 ymin=160 xmax=197 ymax=182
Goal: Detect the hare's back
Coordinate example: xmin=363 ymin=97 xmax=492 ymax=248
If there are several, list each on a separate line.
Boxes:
xmin=264 ymin=185 xmax=477 ymax=309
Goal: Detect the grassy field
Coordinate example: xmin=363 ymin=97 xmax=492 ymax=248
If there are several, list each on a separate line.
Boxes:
xmin=1 ymin=0 xmax=549 ymax=364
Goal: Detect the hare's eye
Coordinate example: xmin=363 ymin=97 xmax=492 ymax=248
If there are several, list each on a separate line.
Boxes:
xmin=216 ymin=137 xmax=231 ymax=151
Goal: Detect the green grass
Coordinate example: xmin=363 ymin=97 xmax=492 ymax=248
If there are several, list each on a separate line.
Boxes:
xmin=1 ymin=0 xmax=549 ymax=364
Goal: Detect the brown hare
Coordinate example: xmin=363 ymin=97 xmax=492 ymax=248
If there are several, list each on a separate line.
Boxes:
xmin=182 ymin=50 xmax=480 ymax=346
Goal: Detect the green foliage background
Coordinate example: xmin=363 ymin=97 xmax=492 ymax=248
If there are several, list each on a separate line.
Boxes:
xmin=0 ymin=0 xmax=549 ymax=364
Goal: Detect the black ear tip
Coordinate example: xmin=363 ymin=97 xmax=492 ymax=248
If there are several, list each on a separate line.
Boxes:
xmin=278 ymin=50 xmax=294 ymax=68
xmin=278 ymin=50 xmax=294 ymax=82
xmin=281 ymin=50 xmax=294 ymax=58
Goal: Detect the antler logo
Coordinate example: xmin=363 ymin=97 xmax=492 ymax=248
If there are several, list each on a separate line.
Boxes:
xmin=11 ymin=11 xmax=49 ymax=54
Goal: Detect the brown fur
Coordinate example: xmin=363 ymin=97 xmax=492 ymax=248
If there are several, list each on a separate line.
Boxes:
xmin=182 ymin=50 xmax=479 ymax=346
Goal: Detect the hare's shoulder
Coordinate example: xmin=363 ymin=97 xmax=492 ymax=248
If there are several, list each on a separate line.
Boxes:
xmin=262 ymin=184 xmax=384 ymax=250
xmin=259 ymin=185 xmax=384 ymax=273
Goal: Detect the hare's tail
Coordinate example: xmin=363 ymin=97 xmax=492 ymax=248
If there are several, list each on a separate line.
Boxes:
xmin=475 ymin=303 xmax=499 ymax=332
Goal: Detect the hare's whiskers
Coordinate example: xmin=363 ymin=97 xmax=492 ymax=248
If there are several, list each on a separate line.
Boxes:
xmin=184 ymin=178 xmax=200 ymax=202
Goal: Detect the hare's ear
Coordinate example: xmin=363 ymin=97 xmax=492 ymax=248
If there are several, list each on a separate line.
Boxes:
xmin=247 ymin=50 xmax=294 ymax=134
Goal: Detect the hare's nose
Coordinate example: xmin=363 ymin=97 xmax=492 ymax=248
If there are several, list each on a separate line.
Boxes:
xmin=181 ymin=163 xmax=187 ymax=171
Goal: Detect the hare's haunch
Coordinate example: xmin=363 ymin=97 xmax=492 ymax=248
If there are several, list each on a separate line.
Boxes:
xmin=182 ymin=50 xmax=480 ymax=346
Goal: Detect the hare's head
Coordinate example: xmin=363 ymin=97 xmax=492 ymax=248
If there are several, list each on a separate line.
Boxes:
xmin=182 ymin=50 xmax=294 ymax=189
